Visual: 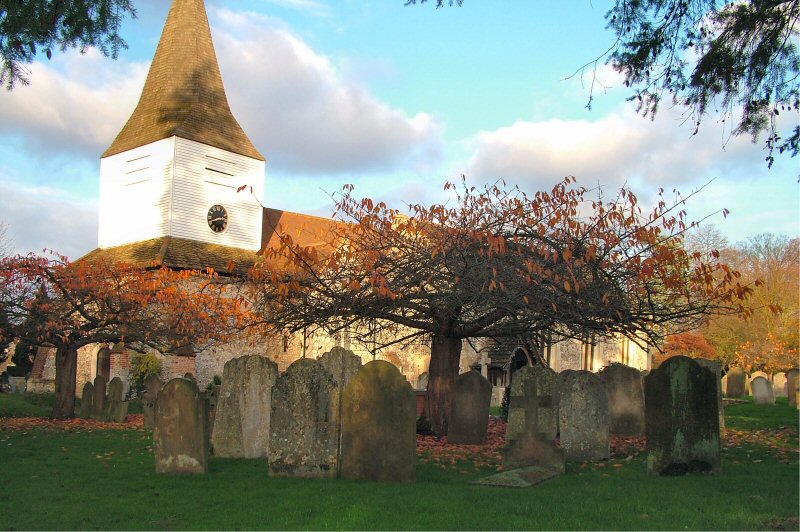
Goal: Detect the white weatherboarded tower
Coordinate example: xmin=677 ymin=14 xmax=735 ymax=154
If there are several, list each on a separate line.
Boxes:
xmin=97 ymin=0 xmax=264 ymax=253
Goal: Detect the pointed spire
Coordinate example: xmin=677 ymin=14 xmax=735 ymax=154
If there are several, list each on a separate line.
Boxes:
xmin=103 ymin=0 xmax=264 ymax=161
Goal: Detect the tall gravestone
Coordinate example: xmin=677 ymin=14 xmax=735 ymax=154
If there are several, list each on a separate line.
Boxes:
xmin=696 ymin=358 xmax=725 ymax=434
xmin=340 ymin=360 xmax=416 ymax=482
xmin=142 ymin=374 xmax=163 ymax=430
xmin=105 ymin=376 xmax=129 ymax=422
xmin=79 ymin=382 xmax=93 ymax=419
xmin=725 ymin=367 xmax=746 ymax=398
xmin=558 ymin=370 xmax=610 ymax=461
xmin=786 ymin=369 xmax=799 ymax=408
xmin=154 ymin=377 xmax=208 ymax=474
xmin=269 ymin=358 xmax=338 ymax=479
xmin=645 ymin=356 xmax=720 ymax=475
xmin=319 ymin=347 xmax=363 ymax=471
xmin=598 ymin=363 xmax=645 ymax=436
xmin=91 ymin=375 xmax=106 ymax=420
xmin=212 ymin=355 xmax=278 ymax=459
xmin=505 ymin=367 xmax=537 ymax=443
xmin=448 ymin=371 xmax=492 ymax=444
xmin=751 ymin=376 xmax=775 ymax=405
xmin=772 ymin=372 xmax=787 ymax=397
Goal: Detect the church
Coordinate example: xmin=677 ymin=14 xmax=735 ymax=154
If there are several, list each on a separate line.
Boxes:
xmin=25 ymin=0 xmax=650 ymax=402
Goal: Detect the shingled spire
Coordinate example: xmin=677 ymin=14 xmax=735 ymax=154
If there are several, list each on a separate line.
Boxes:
xmin=103 ymin=0 xmax=264 ymax=161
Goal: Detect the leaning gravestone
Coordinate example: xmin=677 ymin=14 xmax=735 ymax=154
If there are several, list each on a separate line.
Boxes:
xmin=91 ymin=376 xmax=106 ymax=420
xmin=142 ymin=374 xmax=163 ymax=430
xmin=212 ymin=355 xmax=278 ymax=459
xmin=340 ymin=360 xmax=416 ymax=482
xmin=725 ymin=367 xmax=746 ymax=398
xmin=772 ymin=372 xmax=787 ymax=397
xmin=645 ymin=356 xmax=720 ymax=475
xmin=448 ymin=370 xmax=492 ymax=444
xmin=79 ymin=382 xmax=93 ymax=419
xmin=269 ymin=359 xmax=338 ymax=479
xmin=696 ymin=358 xmax=725 ymax=434
xmin=154 ymin=377 xmax=208 ymax=474
xmin=751 ymin=376 xmax=775 ymax=405
xmin=558 ymin=370 xmax=610 ymax=461
xmin=105 ymin=376 xmax=129 ymax=422
xmin=598 ymin=363 xmax=645 ymax=436
xmin=786 ymin=369 xmax=799 ymax=408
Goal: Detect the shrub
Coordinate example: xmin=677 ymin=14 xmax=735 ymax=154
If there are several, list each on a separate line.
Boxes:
xmin=126 ymin=353 xmax=162 ymax=400
xmin=7 ymin=340 xmax=35 ymax=378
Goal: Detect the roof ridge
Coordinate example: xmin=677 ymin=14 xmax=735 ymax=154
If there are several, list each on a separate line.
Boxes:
xmin=102 ymin=0 xmax=264 ymax=161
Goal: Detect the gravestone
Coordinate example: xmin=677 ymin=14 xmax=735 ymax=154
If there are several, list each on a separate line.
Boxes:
xmin=79 ymin=382 xmax=93 ymax=419
xmin=505 ymin=367 xmax=537 ymax=443
xmin=154 ymin=377 xmax=208 ymax=474
xmin=340 ymin=360 xmax=416 ymax=482
xmin=772 ymin=372 xmax=787 ymax=397
xmin=105 ymin=376 xmax=129 ymax=422
xmin=598 ymin=363 xmax=645 ymax=436
xmin=751 ymin=376 xmax=775 ymax=405
xmin=142 ymin=374 xmax=163 ymax=430
xmin=183 ymin=372 xmax=195 ymax=382
xmin=696 ymin=358 xmax=725 ymax=434
xmin=416 ymin=372 xmax=429 ymax=391
xmin=725 ymin=367 xmax=746 ymax=398
xmin=786 ymin=369 xmax=799 ymax=408
xmin=319 ymin=347 xmax=362 ymax=393
xmin=212 ymin=355 xmax=278 ymax=459
xmin=558 ymin=370 xmax=610 ymax=461
xmin=529 ymin=364 xmax=559 ymax=440
xmin=645 ymin=356 xmax=720 ymax=475
xmin=91 ymin=376 xmax=106 ymax=420
xmin=447 ymin=370 xmax=492 ymax=444
xmin=269 ymin=358 xmax=338 ymax=479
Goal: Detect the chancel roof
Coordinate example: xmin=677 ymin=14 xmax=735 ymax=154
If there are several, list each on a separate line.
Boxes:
xmin=103 ymin=0 xmax=264 ymax=161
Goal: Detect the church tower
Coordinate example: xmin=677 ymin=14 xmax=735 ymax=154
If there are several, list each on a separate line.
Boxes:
xmin=98 ymin=0 xmax=264 ymax=252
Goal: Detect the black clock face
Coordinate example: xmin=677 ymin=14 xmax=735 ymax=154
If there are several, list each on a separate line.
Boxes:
xmin=207 ymin=204 xmax=228 ymax=233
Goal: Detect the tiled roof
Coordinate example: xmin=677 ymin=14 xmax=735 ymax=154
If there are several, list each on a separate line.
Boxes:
xmin=261 ymin=208 xmax=342 ymax=251
xmin=102 ymin=0 xmax=264 ymax=161
xmin=80 ymin=236 xmax=260 ymax=276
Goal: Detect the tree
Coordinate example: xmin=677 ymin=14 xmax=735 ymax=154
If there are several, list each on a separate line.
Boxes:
xmin=408 ymin=0 xmax=800 ymax=168
xmin=0 ymin=0 xmax=136 ymax=88
xmin=0 ymin=253 xmax=248 ymax=418
xmin=656 ymin=330 xmax=717 ymax=366
xmin=247 ymin=177 xmax=753 ymax=435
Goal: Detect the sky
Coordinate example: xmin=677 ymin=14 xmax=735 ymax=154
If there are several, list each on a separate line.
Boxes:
xmin=0 ymin=0 xmax=797 ymax=260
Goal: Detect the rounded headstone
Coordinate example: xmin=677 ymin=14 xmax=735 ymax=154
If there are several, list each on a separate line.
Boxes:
xmin=772 ymin=372 xmax=787 ymax=397
xmin=340 ymin=360 xmax=416 ymax=482
xmin=447 ymin=370 xmax=492 ymax=444
xmin=142 ymin=374 xmax=163 ymax=430
xmin=751 ymin=376 xmax=775 ymax=405
xmin=598 ymin=363 xmax=645 ymax=437
xmin=725 ymin=367 xmax=746 ymax=398
xmin=558 ymin=370 xmax=609 ymax=462
xmin=91 ymin=376 xmax=106 ymax=420
xmin=79 ymin=382 xmax=94 ymax=419
xmin=107 ymin=376 xmax=124 ymax=402
xmin=154 ymin=378 xmax=208 ymax=474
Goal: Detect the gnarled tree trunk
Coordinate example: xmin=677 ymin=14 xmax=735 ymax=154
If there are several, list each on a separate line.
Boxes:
xmin=424 ymin=332 xmax=462 ymax=436
xmin=52 ymin=344 xmax=78 ymax=419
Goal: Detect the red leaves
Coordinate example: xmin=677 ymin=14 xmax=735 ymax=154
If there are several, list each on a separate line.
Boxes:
xmin=417 ymin=418 xmax=506 ymax=471
xmin=0 ymin=414 xmax=144 ymax=432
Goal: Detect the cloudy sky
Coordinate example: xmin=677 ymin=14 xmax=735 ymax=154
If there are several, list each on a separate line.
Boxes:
xmin=0 ymin=0 xmax=797 ymax=259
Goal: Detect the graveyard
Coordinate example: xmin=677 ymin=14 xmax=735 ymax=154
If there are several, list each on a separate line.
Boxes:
xmin=0 ymin=384 xmax=797 ymax=530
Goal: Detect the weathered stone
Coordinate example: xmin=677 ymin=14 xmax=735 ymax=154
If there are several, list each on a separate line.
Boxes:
xmin=529 ymin=364 xmax=559 ymax=440
xmin=142 ymin=374 xmax=163 ymax=430
xmin=319 ymin=347 xmax=362 ymax=392
xmin=7 ymin=376 xmax=26 ymax=394
xmin=502 ymin=428 xmax=565 ymax=473
xmin=558 ymin=370 xmax=610 ymax=462
xmin=91 ymin=376 xmax=106 ymax=420
xmin=772 ymin=372 xmax=787 ymax=397
xmin=447 ymin=370 xmax=492 ymax=444
xmin=107 ymin=377 xmax=124 ymax=401
xmin=598 ymin=363 xmax=645 ymax=437
xmin=470 ymin=465 xmax=562 ymax=488
xmin=505 ymin=367 xmax=537 ymax=443
xmin=79 ymin=382 xmax=93 ymax=419
xmin=751 ymin=376 xmax=775 ymax=405
xmin=184 ymin=372 xmax=196 ymax=382
xmin=340 ymin=360 xmax=416 ymax=482
xmin=105 ymin=400 xmax=129 ymax=423
xmin=696 ymin=358 xmax=725 ymax=434
xmin=645 ymin=356 xmax=720 ymax=475
xmin=725 ymin=367 xmax=746 ymax=398
xmin=203 ymin=384 xmax=220 ymax=436
xmin=416 ymin=372 xmax=428 ymax=391
xmin=786 ymin=369 xmax=798 ymax=408
xmin=212 ymin=355 xmax=278 ymax=459
xmin=154 ymin=377 xmax=208 ymax=474
xmin=269 ymin=358 xmax=338 ymax=478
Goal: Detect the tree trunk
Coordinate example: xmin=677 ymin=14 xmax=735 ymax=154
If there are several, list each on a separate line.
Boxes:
xmin=424 ymin=332 xmax=462 ymax=436
xmin=52 ymin=344 xmax=78 ymax=419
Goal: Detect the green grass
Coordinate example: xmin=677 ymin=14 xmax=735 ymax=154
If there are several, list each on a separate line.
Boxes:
xmin=0 ymin=393 xmax=797 ymax=530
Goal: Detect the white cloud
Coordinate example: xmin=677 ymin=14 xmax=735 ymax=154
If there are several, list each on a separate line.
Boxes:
xmin=0 ymin=180 xmax=97 ymax=259
xmin=259 ymin=0 xmax=331 ymax=17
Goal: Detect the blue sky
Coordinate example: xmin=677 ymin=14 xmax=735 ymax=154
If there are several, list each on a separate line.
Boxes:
xmin=0 ymin=0 xmax=797 ymax=259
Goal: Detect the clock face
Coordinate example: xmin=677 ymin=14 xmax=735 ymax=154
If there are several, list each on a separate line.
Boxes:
xmin=207 ymin=204 xmax=228 ymax=233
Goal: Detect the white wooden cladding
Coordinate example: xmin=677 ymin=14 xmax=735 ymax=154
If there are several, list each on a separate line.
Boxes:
xmin=98 ymin=137 xmax=265 ymax=251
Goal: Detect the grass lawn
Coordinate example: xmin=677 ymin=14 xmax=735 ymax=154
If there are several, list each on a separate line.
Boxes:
xmin=0 ymin=394 xmax=797 ymax=530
